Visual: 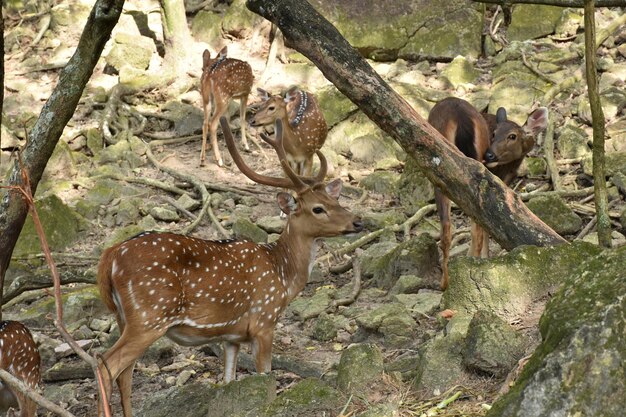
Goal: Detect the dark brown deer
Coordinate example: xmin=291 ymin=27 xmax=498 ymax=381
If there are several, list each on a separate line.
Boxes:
xmin=250 ymin=86 xmax=327 ymax=177
xmin=428 ymin=97 xmax=548 ymax=290
xmin=0 ymin=321 xmax=41 ymax=417
xmin=96 ymin=117 xmax=363 ymax=417
xmin=200 ymin=46 xmax=254 ymax=167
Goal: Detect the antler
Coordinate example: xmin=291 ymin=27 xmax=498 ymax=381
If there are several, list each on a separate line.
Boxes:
xmin=220 ymin=117 xmax=327 ymax=191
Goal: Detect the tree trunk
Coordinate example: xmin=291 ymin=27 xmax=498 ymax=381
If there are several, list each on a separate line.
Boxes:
xmin=472 ymin=0 xmax=626 ymax=7
xmin=0 ymin=0 xmax=125 ymax=312
xmin=246 ymin=0 xmax=566 ymax=252
xmin=584 ymin=0 xmax=611 ymax=248
xmin=160 ymin=0 xmax=193 ymax=72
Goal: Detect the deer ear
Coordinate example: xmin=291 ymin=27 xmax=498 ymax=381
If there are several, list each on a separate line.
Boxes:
xmin=284 ymin=87 xmax=298 ymax=103
xmin=257 ymin=88 xmax=271 ymax=101
xmin=525 ymin=107 xmax=549 ymax=136
xmin=202 ymin=50 xmax=211 ymax=68
xmin=219 ymin=46 xmax=228 ymax=58
xmin=325 ymin=179 xmax=343 ymax=200
xmin=277 ymin=192 xmax=298 ymax=215
xmin=496 ymin=107 xmax=508 ymax=123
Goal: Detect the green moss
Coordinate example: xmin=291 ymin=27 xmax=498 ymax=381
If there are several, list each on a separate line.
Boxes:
xmin=261 ymin=378 xmax=342 ymax=417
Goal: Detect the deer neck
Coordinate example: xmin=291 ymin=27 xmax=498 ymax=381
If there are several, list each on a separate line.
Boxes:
xmin=271 ymin=221 xmax=319 ymax=303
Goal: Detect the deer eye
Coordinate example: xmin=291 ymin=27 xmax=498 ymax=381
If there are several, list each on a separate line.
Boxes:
xmin=312 ymin=206 xmax=325 ymax=214
xmin=268 ymin=105 xmax=275 ymax=111
xmin=508 ymin=133 xmax=517 ymax=140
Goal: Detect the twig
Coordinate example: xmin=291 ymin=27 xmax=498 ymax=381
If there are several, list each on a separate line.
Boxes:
xmin=542 ymin=112 xmax=561 ymax=190
xmin=0 ymin=369 xmax=77 ymax=417
xmin=519 ymin=185 xmax=599 ymax=201
xmin=159 ymin=195 xmax=198 ymax=220
xmin=521 ymin=51 xmax=556 ymax=84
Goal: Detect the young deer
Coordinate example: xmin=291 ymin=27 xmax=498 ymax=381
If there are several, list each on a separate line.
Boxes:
xmin=428 ymin=97 xmax=548 ymax=290
xmin=0 ymin=321 xmax=41 ymax=417
xmin=96 ymin=117 xmax=362 ymax=417
xmin=250 ymin=86 xmax=327 ymax=177
xmin=200 ymin=46 xmax=254 ymax=167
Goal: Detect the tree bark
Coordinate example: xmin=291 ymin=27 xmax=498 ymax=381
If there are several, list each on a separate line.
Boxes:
xmin=246 ymin=0 xmax=566 ymax=252
xmin=473 ymin=0 xmax=626 ymax=7
xmin=0 ymin=0 xmax=125 ymax=311
xmin=584 ymin=0 xmax=611 ymax=248
xmin=160 ymin=0 xmax=193 ymax=72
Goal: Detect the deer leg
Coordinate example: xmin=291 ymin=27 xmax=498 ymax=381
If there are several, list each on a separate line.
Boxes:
xmin=223 ymin=341 xmax=240 ymax=383
xmin=435 ymin=189 xmax=452 ymax=291
xmin=303 ymin=156 xmax=314 ymax=177
xmin=481 ymin=231 xmax=490 ymax=258
xmin=117 ymin=361 xmax=136 ymax=417
xmin=210 ymin=101 xmax=229 ymax=167
xmin=15 ymin=392 xmax=36 ymax=417
xmin=468 ymin=221 xmax=484 ymax=258
xmin=252 ymin=331 xmax=274 ymax=375
xmin=200 ymin=95 xmax=212 ymax=167
xmin=239 ymin=95 xmax=250 ymax=152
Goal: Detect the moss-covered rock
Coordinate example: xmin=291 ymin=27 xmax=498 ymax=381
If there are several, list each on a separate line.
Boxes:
xmin=221 ymin=0 xmax=264 ymax=38
xmin=487 ymin=246 xmax=626 ymax=417
xmin=231 ymin=218 xmax=268 ymax=243
xmin=369 ymin=234 xmax=439 ymax=289
xmin=311 ymin=313 xmax=340 ymax=342
xmin=442 ymin=242 xmax=601 ymax=317
xmin=525 ymin=195 xmax=582 ymax=235
xmin=287 ymin=287 xmax=336 ymax=320
xmin=582 ymin=151 xmax=626 ymax=177
xmin=414 ymin=333 xmax=466 ymax=394
xmin=336 ymin=343 xmax=384 ymax=394
xmin=13 ymin=194 xmax=86 ymax=257
xmin=557 ymin=123 xmax=591 ymax=159
xmin=463 ymin=310 xmax=528 ymax=377
xmin=361 ymin=210 xmax=406 ymax=232
xmin=397 ymin=157 xmax=435 ymax=214
xmin=356 ymin=303 xmax=417 ymax=347
xmin=137 ymin=374 xmax=276 ymax=417
xmin=190 ymin=10 xmax=222 ymax=47
xmin=507 ymin=5 xmax=563 ymax=42
xmin=441 ymin=56 xmax=479 ymax=88
xmin=105 ymin=33 xmax=155 ymax=72
xmin=316 ymin=85 xmax=359 ymax=128
xmin=359 ymin=171 xmax=400 ymax=194
xmin=391 ymin=292 xmax=442 ymax=318
xmin=259 ymin=378 xmax=343 ymax=417
xmin=525 ymin=157 xmax=546 ymax=177
xmin=388 ymin=275 xmax=428 ymax=295
xmin=360 ymin=241 xmax=399 ymax=278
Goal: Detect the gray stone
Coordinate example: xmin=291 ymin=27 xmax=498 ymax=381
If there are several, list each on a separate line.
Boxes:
xmin=397 ymin=157 xmax=435 ymax=213
xmin=177 ymin=194 xmax=201 ymax=212
xmin=116 ymin=198 xmax=141 ymax=226
xmin=43 ymin=359 xmax=93 ymax=382
xmin=360 ymin=241 xmax=399 ymax=278
xmin=388 ymin=275 xmax=428 ymax=295
xmin=414 ymin=334 xmax=466 ymax=394
xmin=255 ymin=216 xmax=285 ymax=234
xmin=258 ymin=378 xmax=342 ymax=417
xmin=445 ymin=313 xmax=473 ymax=338
xmin=359 ymin=171 xmax=400 ymax=194
xmin=105 ymin=33 xmax=155 ymax=72
xmin=231 ymin=218 xmax=268 ymax=243
xmin=507 ymin=5 xmax=564 ymax=41
xmin=557 ymin=123 xmax=591 ymax=159
xmin=526 ymin=195 xmax=582 ymax=235
xmin=287 ymin=287 xmax=336 ymax=320
xmin=582 ymin=151 xmax=626 ymax=177
xmin=336 ymin=343 xmax=384 ymax=394
xmin=137 ymin=374 xmax=276 ymax=417
xmin=190 ymin=11 xmax=222 ymax=47
xmin=316 ymin=85 xmax=358 ymax=128
xmin=13 ymin=194 xmax=86 ymax=257
xmin=441 ymin=56 xmax=479 ymax=87
xmin=350 ymin=135 xmax=403 ymax=164
xmin=369 ymin=234 xmax=440 ymax=289
xmin=525 ymin=157 xmax=546 ymax=177
xmin=149 ymin=206 xmax=180 ymax=222
xmin=391 ymin=292 xmax=442 ymax=317
xmin=311 ymin=313 xmax=339 ymax=342
xmin=361 ymin=210 xmax=405 ymax=232
xmin=221 ymin=0 xmax=264 ymax=38
xmin=356 ymin=303 xmax=417 ymax=347
xmin=442 ymin=242 xmax=602 ymax=318
xmin=487 ymin=246 xmax=626 ymax=417
xmin=463 ymin=310 xmax=528 ymax=377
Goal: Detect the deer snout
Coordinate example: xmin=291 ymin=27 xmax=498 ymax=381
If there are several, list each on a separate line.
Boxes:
xmin=484 ymin=149 xmax=499 ymax=167
xmin=350 ymin=218 xmax=364 ymax=234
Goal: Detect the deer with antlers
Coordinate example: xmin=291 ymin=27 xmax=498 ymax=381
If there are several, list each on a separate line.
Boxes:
xmin=250 ymin=86 xmax=327 ymax=177
xmin=200 ymin=46 xmax=254 ymax=167
xmin=0 ymin=321 xmax=41 ymax=417
xmin=96 ymin=117 xmax=362 ymax=416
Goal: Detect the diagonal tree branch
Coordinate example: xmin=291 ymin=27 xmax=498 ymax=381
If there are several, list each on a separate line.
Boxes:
xmin=246 ymin=0 xmax=565 ymax=254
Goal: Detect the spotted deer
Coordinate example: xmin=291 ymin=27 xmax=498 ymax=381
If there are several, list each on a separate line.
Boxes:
xmin=96 ymin=117 xmax=363 ymax=417
xmin=250 ymin=86 xmax=327 ymax=177
xmin=0 ymin=321 xmax=41 ymax=417
xmin=428 ymin=97 xmax=548 ymax=290
xmin=200 ymin=46 xmax=254 ymax=167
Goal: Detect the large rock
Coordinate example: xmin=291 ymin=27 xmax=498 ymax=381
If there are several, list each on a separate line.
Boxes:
xmin=557 ymin=123 xmax=591 ymax=159
xmin=258 ymin=378 xmax=343 ymax=417
xmin=13 ymin=194 xmax=86 ymax=257
xmin=309 ymin=0 xmax=481 ymax=61
xmin=414 ymin=333 xmax=466 ymax=394
xmin=137 ymin=374 xmax=276 ymax=417
xmin=356 ymin=303 xmax=417 ymax=347
xmin=487 ymin=246 xmax=626 ymax=417
xmin=442 ymin=242 xmax=602 ymax=317
xmin=336 ymin=343 xmax=384 ymax=394
xmin=397 ymin=157 xmax=435 ymax=214
xmin=105 ymin=33 xmax=156 ymax=72
xmin=525 ymin=195 xmax=582 ymax=235
xmin=582 ymin=151 xmax=626 ymax=177
xmin=506 ymin=5 xmax=564 ymax=41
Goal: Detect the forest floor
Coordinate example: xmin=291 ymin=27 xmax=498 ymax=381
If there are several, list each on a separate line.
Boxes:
xmin=1 ymin=1 xmax=624 ymax=417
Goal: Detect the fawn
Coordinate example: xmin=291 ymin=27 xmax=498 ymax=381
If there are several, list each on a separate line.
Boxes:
xmin=200 ymin=46 xmax=254 ymax=167
xmin=96 ymin=117 xmax=363 ymax=416
xmin=428 ymin=97 xmax=548 ymax=290
xmin=250 ymin=86 xmax=327 ymax=177
xmin=0 ymin=320 xmax=41 ymax=417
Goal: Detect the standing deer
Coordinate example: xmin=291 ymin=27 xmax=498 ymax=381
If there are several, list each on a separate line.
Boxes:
xmin=0 ymin=321 xmax=41 ymax=417
xmin=96 ymin=117 xmax=363 ymax=417
xmin=200 ymin=46 xmax=254 ymax=167
xmin=250 ymin=86 xmax=327 ymax=177
xmin=428 ymin=97 xmax=548 ymax=290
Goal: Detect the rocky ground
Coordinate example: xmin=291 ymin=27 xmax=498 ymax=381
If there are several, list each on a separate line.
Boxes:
xmin=1 ymin=0 xmax=626 ymax=416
